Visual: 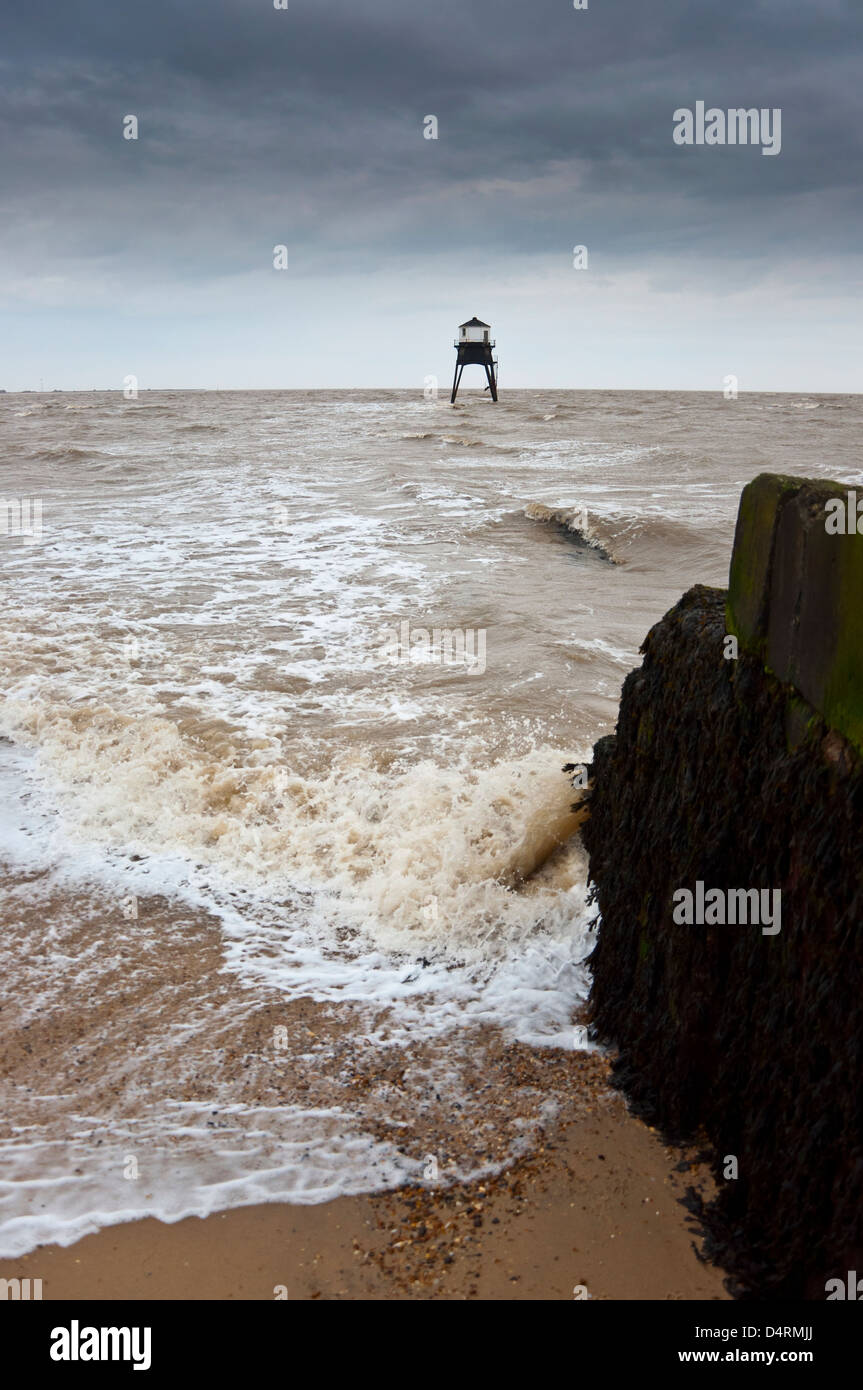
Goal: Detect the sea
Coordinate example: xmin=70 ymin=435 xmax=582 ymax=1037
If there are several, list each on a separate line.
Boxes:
xmin=1 ymin=386 xmax=860 ymax=1257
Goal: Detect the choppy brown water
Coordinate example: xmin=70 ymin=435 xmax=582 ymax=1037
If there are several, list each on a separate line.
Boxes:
xmin=1 ymin=387 xmax=861 ymax=1254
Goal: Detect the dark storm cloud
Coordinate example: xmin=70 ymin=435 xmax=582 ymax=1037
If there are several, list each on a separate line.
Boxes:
xmin=1 ymin=0 xmax=862 ymax=281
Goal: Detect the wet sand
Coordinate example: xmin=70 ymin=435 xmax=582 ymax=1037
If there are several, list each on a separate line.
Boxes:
xmin=1 ymin=1074 xmax=728 ymax=1301
xmin=0 ymin=856 xmax=730 ymax=1301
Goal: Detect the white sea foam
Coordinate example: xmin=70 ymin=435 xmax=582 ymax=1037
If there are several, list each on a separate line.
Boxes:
xmin=0 ymin=739 xmax=591 ymax=1256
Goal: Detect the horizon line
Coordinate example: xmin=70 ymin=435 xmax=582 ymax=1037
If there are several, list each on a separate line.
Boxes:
xmin=3 ymin=386 xmax=860 ymax=397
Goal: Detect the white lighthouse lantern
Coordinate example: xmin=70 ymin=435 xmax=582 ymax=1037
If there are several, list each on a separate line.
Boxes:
xmin=458 ymin=317 xmax=491 ymax=345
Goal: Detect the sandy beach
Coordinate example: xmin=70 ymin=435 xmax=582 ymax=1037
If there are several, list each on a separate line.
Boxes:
xmin=1 ymin=856 xmax=727 ymax=1301
xmin=0 ymin=1056 xmax=727 ymax=1301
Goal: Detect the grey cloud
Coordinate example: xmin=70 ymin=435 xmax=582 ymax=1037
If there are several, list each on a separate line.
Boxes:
xmin=1 ymin=1 xmax=861 ymax=292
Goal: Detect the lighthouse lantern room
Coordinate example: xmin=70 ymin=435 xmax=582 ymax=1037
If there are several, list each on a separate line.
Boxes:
xmin=451 ymin=317 xmax=498 ymax=403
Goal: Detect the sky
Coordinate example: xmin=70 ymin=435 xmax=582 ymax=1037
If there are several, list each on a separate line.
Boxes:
xmin=1 ymin=0 xmax=861 ymax=391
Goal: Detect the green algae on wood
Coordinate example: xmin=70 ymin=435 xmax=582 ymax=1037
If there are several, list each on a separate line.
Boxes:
xmin=726 ymin=473 xmax=801 ymax=655
xmin=727 ymin=472 xmax=863 ymax=755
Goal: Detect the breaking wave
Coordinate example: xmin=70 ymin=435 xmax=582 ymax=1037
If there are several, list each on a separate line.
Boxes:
xmin=523 ymin=502 xmax=620 ymax=563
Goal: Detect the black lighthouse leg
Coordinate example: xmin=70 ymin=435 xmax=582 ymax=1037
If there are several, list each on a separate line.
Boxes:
xmin=451 ymin=363 xmax=464 ymax=404
xmin=485 ymin=362 xmax=498 ymax=402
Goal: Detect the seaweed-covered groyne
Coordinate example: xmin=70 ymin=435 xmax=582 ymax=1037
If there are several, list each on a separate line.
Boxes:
xmin=582 ymin=474 xmax=863 ymax=1299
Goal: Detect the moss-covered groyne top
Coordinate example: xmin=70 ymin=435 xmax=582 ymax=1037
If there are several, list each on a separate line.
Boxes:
xmin=727 ymin=472 xmax=863 ymax=751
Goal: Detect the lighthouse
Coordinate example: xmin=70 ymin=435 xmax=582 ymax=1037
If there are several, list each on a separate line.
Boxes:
xmin=450 ymin=317 xmax=498 ymax=404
